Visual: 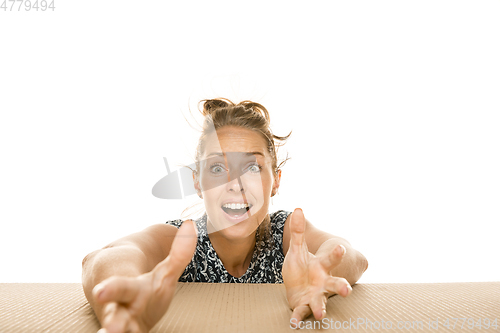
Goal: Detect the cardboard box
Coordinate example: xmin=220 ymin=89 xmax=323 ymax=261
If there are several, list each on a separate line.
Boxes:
xmin=0 ymin=282 xmax=498 ymax=332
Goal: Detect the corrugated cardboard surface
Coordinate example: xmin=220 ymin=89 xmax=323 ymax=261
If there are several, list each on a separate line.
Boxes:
xmin=1 ymin=282 xmax=498 ymax=332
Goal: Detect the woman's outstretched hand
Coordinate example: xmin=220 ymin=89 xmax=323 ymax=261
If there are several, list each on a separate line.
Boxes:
xmin=92 ymin=220 xmax=197 ymax=333
xmin=282 ymin=208 xmax=352 ymax=323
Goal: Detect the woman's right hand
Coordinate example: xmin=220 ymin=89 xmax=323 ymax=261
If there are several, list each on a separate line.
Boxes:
xmin=92 ymin=220 xmax=198 ymax=333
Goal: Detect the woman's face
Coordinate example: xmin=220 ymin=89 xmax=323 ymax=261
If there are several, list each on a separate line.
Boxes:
xmin=195 ymin=126 xmax=279 ymax=240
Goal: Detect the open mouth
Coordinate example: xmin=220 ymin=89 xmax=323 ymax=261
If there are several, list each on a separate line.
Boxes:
xmin=221 ymin=204 xmax=253 ymax=217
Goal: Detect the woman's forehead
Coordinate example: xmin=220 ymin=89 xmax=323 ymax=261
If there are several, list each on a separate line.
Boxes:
xmin=203 ymin=127 xmax=269 ymax=157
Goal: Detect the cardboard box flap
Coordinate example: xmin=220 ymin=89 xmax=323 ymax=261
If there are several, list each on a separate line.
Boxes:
xmin=1 ymin=282 xmax=499 ymax=332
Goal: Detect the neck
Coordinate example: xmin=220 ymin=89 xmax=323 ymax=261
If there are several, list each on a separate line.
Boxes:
xmin=207 ymin=224 xmax=256 ymax=278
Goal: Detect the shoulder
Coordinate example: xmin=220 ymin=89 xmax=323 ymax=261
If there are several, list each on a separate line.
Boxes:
xmin=165 ymin=218 xmax=184 ymax=229
xmin=269 ymin=210 xmax=292 ymax=238
xmin=270 ymin=210 xmax=292 ymax=226
xmin=269 ymin=210 xmax=292 ymax=245
xmin=166 ymin=214 xmax=206 ymax=232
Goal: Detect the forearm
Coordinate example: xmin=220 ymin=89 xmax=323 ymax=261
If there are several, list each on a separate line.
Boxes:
xmin=314 ymin=238 xmax=368 ymax=285
xmin=81 ymin=245 xmax=150 ymax=322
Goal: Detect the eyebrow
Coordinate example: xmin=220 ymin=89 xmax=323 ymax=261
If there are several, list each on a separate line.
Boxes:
xmin=206 ymin=152 xmax=265 ymax=158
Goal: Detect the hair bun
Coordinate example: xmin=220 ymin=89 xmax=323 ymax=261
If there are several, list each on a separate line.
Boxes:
xmin=237 ymin=100 xmax=271 ymax=122
xmin=199 ymin=98 xmax=234 ymax=116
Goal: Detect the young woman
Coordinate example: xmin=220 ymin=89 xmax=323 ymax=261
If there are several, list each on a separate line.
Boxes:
xmin=82 ymin=98 xmax=368 ymax=333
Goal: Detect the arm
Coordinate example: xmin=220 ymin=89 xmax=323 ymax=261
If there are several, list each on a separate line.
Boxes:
xmin=81 ymin=223 xmax=179 ymax=324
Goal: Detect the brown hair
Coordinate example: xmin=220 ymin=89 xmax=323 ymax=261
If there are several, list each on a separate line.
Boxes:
xmin=186 ymin=98 xmax=292 ymax=254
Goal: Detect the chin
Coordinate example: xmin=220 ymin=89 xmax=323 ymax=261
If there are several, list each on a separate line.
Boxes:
xmin=207 ymin=210 xmax=262 ymax=238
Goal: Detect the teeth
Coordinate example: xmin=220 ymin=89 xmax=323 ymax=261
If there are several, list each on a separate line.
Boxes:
xmin=222 ymin=203 xmax=250 ymax=209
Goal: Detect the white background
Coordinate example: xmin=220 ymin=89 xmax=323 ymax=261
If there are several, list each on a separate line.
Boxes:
xmin=1 ymin=1 xmax=499 ymax=283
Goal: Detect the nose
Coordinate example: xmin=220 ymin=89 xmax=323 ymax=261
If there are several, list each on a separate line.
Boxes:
xmin=226 ymin=173 xmax=245 ymax=193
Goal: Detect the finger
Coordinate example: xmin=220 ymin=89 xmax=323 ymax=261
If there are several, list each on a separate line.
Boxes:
xmin=309 ymin=293 xmax=328 ymax=320
xmin=161 ymin=219 xmax=198 ymax=278
xmin=324 ymin=276 xmax=352 ymax=297
xmin=101 ymin=303 xmax=130 ymax=333
xmin=289 ymin=208 xmax=306 ymax=251
xmin=291 ymin=304 xmax=312 ymax=323
xmin=127 ymin=320 xmax=141 ymax=333
xmin=319 ymin=244 xmax=346 ymax=271
xmin=94 ymin=276 xmax=140 ymax=304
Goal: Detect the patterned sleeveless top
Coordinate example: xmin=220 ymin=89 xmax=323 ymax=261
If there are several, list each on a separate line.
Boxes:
xmin=165 ymin=210 xmax=292 ymax=283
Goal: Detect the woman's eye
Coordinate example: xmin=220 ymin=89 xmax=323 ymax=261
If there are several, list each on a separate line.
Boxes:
xmin=248 ymin=164 xmax=262 ymax=173
xmin=210 ymin=164 xmax=226 ymax=174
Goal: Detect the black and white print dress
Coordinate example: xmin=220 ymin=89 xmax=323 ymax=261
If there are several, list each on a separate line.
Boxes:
xmin=165 ymin=210 xmax=292 ymax=283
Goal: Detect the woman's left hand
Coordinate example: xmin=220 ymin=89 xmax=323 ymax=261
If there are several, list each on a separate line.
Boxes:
xmin=282 ymin=208 xmax=352 ymax=323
